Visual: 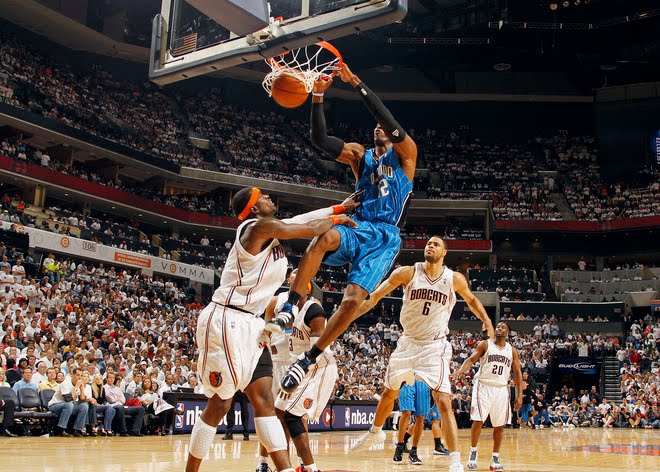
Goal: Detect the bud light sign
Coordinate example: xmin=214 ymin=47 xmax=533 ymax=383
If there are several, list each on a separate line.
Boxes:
xmin=556 ymin=357 xmax=599 ymax=375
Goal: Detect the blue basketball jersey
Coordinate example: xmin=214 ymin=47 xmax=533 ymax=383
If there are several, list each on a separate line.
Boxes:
xmin=355 ymin=146 xmax=413 ymax=227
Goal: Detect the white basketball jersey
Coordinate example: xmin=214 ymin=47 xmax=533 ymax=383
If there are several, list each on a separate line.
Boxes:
xmin=475 ymin=340 xmax=513 ymax=387
xmin=212 ymin=219 xmax=288 ymax=316
xmin=270 ymin=293 xmax=291 ymax=362
xmin=288 ymin=297 xmax=335 ymax=368
xmin=400 ymin=263 xmax=456 ymax=341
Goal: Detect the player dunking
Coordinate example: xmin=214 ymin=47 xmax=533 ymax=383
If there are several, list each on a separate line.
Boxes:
xmin=350 ymin=236 xmax=495 ymax=472
xmin=265 ymin=63 xmax=418 ymax=393
xmin=186 ymin=187 xmax=357 ymax=472
xmin=451 ymin=322 xmax=523 ymax=472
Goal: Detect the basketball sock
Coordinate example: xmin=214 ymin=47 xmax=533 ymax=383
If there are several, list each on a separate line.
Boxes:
xmin=297 ymin=457 xmax=304 ymax=466
xmin=410 ymin=446 xmax=417 ymax=452
xmin=259 ymin=456 xmax=269 ymax=464
xmin=303 ymin=463 xmax=318 ymax=471
xmin=403 ymin=432 xmax=411 ymax=443
xmin=288 ymin=292 xmax=302 ymax=307
xmin=189 ymin=418 xmax=217 ymax=459
xmin=371 ymin=425 xmax=383 ymax=434
xmin=471 ymin=446 xmax=478 ymax=453
xmin=449 ymin=451 xmax=461 ymax=465
xmin=306 ymin=345 xmax=323 ymax=362
xmin=434 ymin=438 xmax=442 ymax=449
xmin=492 ymin=452 xmax=500 ymax=459
xmin=396 ymin=441 xmax=405 ymax=447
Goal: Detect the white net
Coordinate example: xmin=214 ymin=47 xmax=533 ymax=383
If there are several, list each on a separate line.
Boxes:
xmin=262 ymin=42 xmax=342 ymax=96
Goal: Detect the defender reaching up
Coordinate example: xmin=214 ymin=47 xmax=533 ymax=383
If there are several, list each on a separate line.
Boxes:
xmin=186 ymin=187 xmax=357 ymax=472
xmin=266 ymin=63 xmax=418 ymax=395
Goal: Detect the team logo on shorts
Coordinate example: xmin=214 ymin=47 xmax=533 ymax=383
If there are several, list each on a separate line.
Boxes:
xmin=209 ymin=371 xmax=223 ymax=387
xmin=303 ymin=398 xmax=314 ymax=409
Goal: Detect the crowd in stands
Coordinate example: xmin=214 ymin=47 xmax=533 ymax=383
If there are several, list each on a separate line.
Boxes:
xmin=1 ymin=32 xmax=659 ymax=223
xmin=0 ymin=250 xmax=201 ymax=436
xmin=542 ymin=133 xmax=660 ymax=221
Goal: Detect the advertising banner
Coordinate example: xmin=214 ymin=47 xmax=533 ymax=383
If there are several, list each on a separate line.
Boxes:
xmin=171 ymin=395 xmax=377 ymax=434
xmin=0 ymin=222 xmax=214 ymax=284
xmin=550 ymin=357 xmax=602 ymax=394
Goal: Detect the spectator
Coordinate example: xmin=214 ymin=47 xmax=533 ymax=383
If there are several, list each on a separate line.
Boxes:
xmin=47 ymin=367 xmax=89 ymax=437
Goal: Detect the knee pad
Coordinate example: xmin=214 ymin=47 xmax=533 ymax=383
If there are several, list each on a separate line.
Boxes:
xmin=254 ymin=416 xmax=287 ymax=453
xmin=283 ymin=411 xmax=306 ymax=439
xmin=189 ymin=419 xmax=218 ymax=459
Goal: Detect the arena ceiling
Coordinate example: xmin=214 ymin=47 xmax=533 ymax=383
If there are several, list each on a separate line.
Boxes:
xmin=2 ymin=0 xmax=660 ymax=93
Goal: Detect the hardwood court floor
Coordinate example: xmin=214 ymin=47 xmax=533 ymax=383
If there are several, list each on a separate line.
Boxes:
xmin=3 ymin=428 xmax=659 ymax=471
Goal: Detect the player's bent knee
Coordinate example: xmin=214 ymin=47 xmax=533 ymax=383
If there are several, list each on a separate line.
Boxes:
xmin=283 ymin=411 xmax=307 ymax=439
xmin=312 ymin=229 xmax=340 ymax=252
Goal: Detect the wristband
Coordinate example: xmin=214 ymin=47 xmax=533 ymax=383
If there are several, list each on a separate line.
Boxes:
xmin=312 ymin=92 xmax=324 ymax=97
xmin=328 ymin=215 xmax=340 ymax=225
xmin=331 ymin=204 xmax=345 ymax=215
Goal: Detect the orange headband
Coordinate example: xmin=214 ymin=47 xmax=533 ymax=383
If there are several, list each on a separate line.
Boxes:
xmin=237 ymin=187 xmax=261 ymax=221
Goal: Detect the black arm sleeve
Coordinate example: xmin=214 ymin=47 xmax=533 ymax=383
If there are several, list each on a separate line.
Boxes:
xmin=310 ymin=101 xmax=345 ymax=159
xmin=303 ymin=302 xmax=327 ymax=326
xmin=355 ymin=81 xmax=406 ymax=143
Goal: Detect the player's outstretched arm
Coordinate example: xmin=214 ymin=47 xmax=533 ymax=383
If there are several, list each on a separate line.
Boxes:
xmin=309 ymin=76 xmax=365 ymax=180
xmin=251 ymin=214 xmax=356 ymax=242
xmin=453 ymin=272 xmax=495 ymax=339
xmin=511 ymin=347 xmax=524 ymax=410
xmin=450 ymin=340 xmax=488 ymax=380
xmin=281 ymin=189 xmax=362 ymax=225
xmin=353 ymin=266 xmax=414 ymax=320
xmin=337 ymin=63 xmax=417 ymax=181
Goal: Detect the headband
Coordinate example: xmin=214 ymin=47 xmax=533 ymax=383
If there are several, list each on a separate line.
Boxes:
xmin=237 ymin=187 xmax=261 ymax=221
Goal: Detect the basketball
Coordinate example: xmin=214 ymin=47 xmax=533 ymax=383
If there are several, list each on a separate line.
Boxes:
xmin=271 ymin=74 xmax=309 ymax=108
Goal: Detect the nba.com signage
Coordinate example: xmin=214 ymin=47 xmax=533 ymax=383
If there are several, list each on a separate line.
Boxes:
xmin=172 ymin=396 xmax=377 ymax=434
xmin=0 ymin=222 xmax=213 ymax=284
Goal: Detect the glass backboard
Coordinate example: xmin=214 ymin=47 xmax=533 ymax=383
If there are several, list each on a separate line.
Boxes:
xmin=150 ymin=0 xmax=407 ymax=85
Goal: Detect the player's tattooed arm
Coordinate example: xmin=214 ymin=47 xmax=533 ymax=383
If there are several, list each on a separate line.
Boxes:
xmin=353 ymin=265 xmax=415 ymax=320
xmin=511 ymin=347 xmax=524 ymax=410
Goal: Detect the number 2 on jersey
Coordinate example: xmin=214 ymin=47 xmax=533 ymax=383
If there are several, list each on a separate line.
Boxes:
xmin=491 ymin=365 xmax=504 ymax=376
xmin=379 ymin=178 xmax=390 ymax=197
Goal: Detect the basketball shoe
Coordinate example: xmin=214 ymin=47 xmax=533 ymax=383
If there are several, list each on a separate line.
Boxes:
xmin=490 ymin=456 xmax=504 ymax=471
xmin=408 ymin=448 xmax=423 ymax=465
xmin=351 ymin=428 xmax=386 ymax=452
xmin=280 ymin=354 xmax=313 ymax=393
xmin=264 ymin=301 xmax=298 ymax=334
xmin=392 ymin=443 xmax=405 ymax=463
xmin=450 ymin=464 xmax=465 ymax=472
xmin=434 ymin=443 xmax=450 ymax=455
xmin=466 ymin=450 xmax=478 ymax=470
xmin=255 ymin=463 xmax=271 ymax=472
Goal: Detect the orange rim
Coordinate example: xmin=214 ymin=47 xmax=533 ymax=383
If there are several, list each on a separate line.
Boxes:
xmin=267 ymin=41 xmax=343 ymax=71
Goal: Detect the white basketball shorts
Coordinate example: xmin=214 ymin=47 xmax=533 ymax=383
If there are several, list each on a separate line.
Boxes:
xmin=470 ymin=379 xmax=511 ymax=427
xmin=385 ymin=334 xmax=452 ymax=393
xmin=197 ymin=303 xmax=267 ymax=400
xmin=275 ymin=360 xmax=338 ymax=421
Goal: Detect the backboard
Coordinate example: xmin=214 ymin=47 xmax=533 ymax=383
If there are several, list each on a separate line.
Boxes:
xmin=149 ymin=0 xmax=408 ymax=85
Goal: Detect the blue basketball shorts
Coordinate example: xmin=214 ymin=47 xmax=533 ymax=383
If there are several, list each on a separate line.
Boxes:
xmin=324 ymin=219 xmax=401 ymax=293
xmin=426 ymin=405 xmax=441 ymax=422
xmin=398 ymin=380 xmax=432 ymax=417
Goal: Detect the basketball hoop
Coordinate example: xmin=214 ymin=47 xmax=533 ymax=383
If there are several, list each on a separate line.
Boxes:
xmin=262 ymin=41 xmax=343 ymax=97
